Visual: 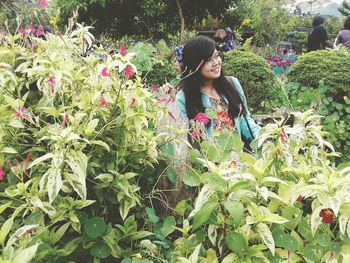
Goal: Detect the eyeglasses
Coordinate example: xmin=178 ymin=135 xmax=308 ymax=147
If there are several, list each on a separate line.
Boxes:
xmin=204 ymin=51 xmax=223 ymax=67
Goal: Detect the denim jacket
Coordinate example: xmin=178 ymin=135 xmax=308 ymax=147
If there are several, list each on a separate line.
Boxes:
xmin=175 ymin=76 xmax=260 ymax=141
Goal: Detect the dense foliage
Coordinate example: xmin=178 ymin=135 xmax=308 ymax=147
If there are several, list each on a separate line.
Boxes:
xmin=223 ymin=50 xmax=277 ymax=112
xmin=265 ymin=81 xmax=350 ymax=163
xmin=288 ymin=49 xmax=350 ymax=97
xmin=1 ymin=25 xmax=350 ymax=263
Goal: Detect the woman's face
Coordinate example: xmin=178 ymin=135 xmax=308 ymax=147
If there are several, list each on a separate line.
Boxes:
xmin=200 ymin=50 xmax=222 ymax=80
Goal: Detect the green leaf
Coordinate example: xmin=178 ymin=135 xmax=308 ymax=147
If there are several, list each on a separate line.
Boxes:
xmin=161 ymin=216 xmax=176 ymax=237
xmin=223 ymin=201 xmax=244 ymax=227
xmin=183 ymin=170 xmax=201 ymax=187
xmin=162 ymin=142 xmax=174 ymax=157
xmin=52 ymin=223 xmax=70 ymax=245
xmin=272 ymin=227 xmax=285 ymax=247
xmin=303 ymin=244 xmax=322 ymax=261
xmin=12 ymin=243 xmax=40 ymax=263
xmin=281 ymin=234 xmax=298 ymax=252
xmin=227 ymin=181 xmax=251 ymax=193
xmin=225 ymin=232 xmax=248 ymax=254
xmin=192 ymin=201 xmax=218 ymax=231
xmin=257 ymin=223 xmax=275 ymax=255
xmin=0 ymin=216 xmax=14 ymax=246
xmin=65 ymin=151 xmax=87 ymax=199
xmin=90 ymin=241 xmax=110 ymax=259
xmin=316 ymin=233 xmax=331 ymax=247
xmin=27 ymin=153 xmax=53 ymax=169
xmin=166 ymin=167 xmax=176 ymax=183
xmin=1 ymin=147 xmax=17 ymax=154
xmin=146 ymin=207 xmax=159 ymax=223
xmin=84 ymin=217 xmax=107 ymax=239
xmin=90 ymin=140 xmax=110 ymax=152
xmin=47 ymin=168 xmax=62 ymax=203
xmin=282 ymin=206 xmax=301 ymax=230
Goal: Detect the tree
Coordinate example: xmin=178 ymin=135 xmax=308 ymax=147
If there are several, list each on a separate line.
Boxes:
xmin=248 ymin=0 xmax=298 ymax=48
xmin=338 ymin=0 xmax=350 ymax=16
xmin=53 ymin=0 xmax=237 ymax=41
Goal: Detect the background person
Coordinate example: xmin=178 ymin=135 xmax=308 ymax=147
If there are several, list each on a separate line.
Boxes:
xmin=307 ymin=15 xmax=333 ymax=52
xmin=335 ymin=16 xmax=350 ymax=49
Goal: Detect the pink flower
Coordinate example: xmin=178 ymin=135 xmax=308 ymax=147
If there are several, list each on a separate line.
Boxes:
xmin=124 ymin=66 xmax=134 ymax=78
xmin=99 ymin=97 xmax=108 ymax=107
xmin=28 ymin=23 xmax=36 ymax=34
xmin=193 ymin=112 xmax=209 ymax=125
xmin=118 ymin=44 xmax=127 ymax=56
xmin=38 ymin=0 xmax=48 ymax=8
xmin=280 ymin=127 xmax=288 ymax=143
xmin=25 ymin=153 xmax=32 ymax=164
xmin=61 ymin=114 xmax=69 ymax=128
xmin=14 ymin=107 xmax=27 ymax=119
xmin=168 ymin=111 xmax=176 ymax=122
xmin=151 ymin=84 xmax=157 ymax=93
xmin=191 ymin=130 xmax=200 ymax=137
xmin=35 ymin=25 xmax=44 ymax=37
xmin=128 ymin=98 xmax=136 ymax=108
xmin=0 ymin=167 xmax=6 ymax=182
xmin=101 ymin=67 xmax=109 ymax=77
xmin=46 ymin=76 xmax=56 ymax=85
xmin=19 ymin=28 xmax=28 ymax=37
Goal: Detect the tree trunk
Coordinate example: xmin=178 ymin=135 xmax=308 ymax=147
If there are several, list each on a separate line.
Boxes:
xmin=176 ymin=0 xmax=185 ymax=44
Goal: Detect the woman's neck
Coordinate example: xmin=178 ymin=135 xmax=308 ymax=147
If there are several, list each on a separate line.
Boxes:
xmin=200 ymin=80 xmax=220 ymax=99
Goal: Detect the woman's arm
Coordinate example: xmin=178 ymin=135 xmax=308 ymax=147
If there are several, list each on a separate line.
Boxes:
xmin=175 ymin=90 xmax=188 ymax=118
xmin=230 ymin=77 xmax=261 ymax=141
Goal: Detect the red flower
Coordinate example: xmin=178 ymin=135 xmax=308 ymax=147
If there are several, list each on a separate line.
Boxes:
xmin=319 ymin=208 xmax=335 ymax=224
xmin=280 ymin=128 xmax=288 ymax=143
xmin=296 ymin=195 xmax=304 ymax=202
xmin=46 ymin=76 xmax=56 ymax=85
xmin=118 ymin=44 xmax=127 ymax=56
xmin=101 ymin=67 xmax=109 ymax=77
xmin=99 ymin=97 xmax=108 ymax=107
xmin=217 ymin=110 xmax=233 ymax=126
xmin=0 ymin=167 xmax=6 ymax=181
xmin=124 ymin=66 xmax=134 ymax=78
xmin=193 ymin=112 xmax=209 ymax=125
xmin=38 ymin=0 xmax=48 ymax=8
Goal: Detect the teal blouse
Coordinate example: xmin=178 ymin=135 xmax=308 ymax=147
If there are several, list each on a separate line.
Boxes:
xmin=175 ymin=76 xmax=261 ymax=141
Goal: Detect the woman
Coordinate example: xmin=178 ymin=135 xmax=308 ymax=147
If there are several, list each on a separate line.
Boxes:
xmin=335 ymin=16 xmax=350 ymax=48
xmin=176 ymin=35 xmax=260 ymax=145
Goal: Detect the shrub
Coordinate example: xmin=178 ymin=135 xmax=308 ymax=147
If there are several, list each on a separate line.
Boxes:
xmin=264 ymin=80 xmax=350 ymax=163
xmin=288 ymin=49 xmax=350 ymax=97
xmin=143 ymin=61 xmax=177 ymax=87
xmin=223 ymin=50 xmax=277 ymax=112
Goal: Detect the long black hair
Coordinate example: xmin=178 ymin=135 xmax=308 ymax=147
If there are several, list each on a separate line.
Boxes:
xmin=179 ymin=35 xmax=245 ymax=124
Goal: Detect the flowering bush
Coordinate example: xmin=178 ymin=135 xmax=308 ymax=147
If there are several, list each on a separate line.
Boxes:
xmin=0 ymin=23 xmax=162 ymax=262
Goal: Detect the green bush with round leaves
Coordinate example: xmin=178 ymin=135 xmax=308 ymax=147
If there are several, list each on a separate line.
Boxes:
xmin=223 ymin=50 xmax=277 ymax=112
xmin=288 ymin=49 xmax=350 ymax=97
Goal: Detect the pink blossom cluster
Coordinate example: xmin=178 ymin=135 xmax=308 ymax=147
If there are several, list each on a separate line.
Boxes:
xmin=265 ymin=55 xmax=293 ymax=68
xmin=18 ymin=23 xmax=45 ymax=37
